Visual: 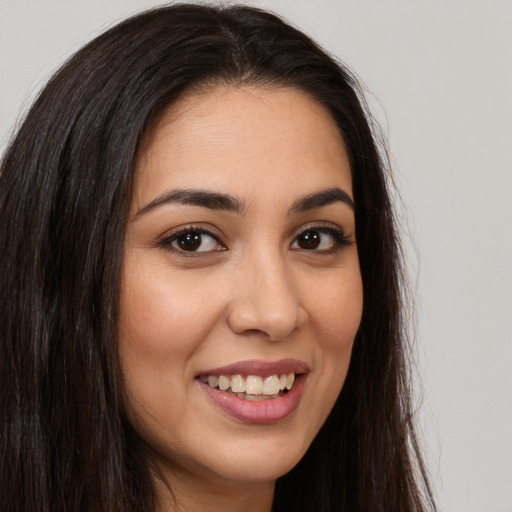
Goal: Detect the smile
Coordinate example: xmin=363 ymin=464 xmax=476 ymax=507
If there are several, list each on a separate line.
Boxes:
xmin=196 ymin=359 xmax=308 ymax=424
xmin=199 ymin=373 xmax=295 ymax=400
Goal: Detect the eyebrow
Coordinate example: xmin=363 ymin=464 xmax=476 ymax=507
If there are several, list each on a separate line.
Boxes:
xmin=134 ymin=186 xmax=354 ymax=218
xmin=134 ymin=189 xmax=244 ymax=218
xmin=289 ymin=187 xmax=355 ymax=213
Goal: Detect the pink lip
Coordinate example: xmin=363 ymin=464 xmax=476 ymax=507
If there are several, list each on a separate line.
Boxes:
xmin=196 ymin=358 xmax=309 ymax=377
xmin=196 ymin=359 xmax=309 ymax=424
xmin=197 ymin=373 xmax=307 ymax=424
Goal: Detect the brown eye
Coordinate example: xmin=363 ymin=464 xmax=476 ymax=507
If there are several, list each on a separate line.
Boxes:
xmin=176 ymin=232 xmax=202 ymax=251
xmin=292 ymin=227 xmax=349 ymax=252
xmin=296 ymin=230 xmax=321 ymax=250
xmin=164 ymin=230 xmax=224 ymax=253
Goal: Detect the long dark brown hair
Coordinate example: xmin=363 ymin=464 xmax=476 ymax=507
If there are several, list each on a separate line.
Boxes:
xmin=0 ymin=4 xmax=435 ymax=511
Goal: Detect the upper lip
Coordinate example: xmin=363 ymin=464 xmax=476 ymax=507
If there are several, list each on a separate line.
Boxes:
xmin=196 ymin=358 xmax=309 ymax=377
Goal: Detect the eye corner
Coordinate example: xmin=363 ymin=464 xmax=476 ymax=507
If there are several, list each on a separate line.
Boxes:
xmin=157 ymin=225 xmax=227 ymax=255
xmin=291 ymin=223 xmax=353 ymax=253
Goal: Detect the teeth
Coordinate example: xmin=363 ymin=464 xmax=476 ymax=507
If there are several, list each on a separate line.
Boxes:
xmin=207 ymin=375 xmax=219 ymax=388
xmin=218 ymin=375 xmax=230 ymax=391
xmin=230 ymin=375 xmax=245 ymax=393
xmin=204 ymin=372 xmax=296 ymax=396
xmin=263 ymin=375 xmax=281 ymax=395
xmin=245 ymin=375 xmax=263 ymax=395
xmin=244 ymin=393 xmax=267 ymax=401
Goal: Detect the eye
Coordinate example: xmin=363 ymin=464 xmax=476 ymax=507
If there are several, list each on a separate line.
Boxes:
xmin=159 ymin=228 xmax=225 ymax=253
xmin=293 ymin=230 xmax=334 ymax=251
xmin=291 ymin=226 xmax=351 ymax=252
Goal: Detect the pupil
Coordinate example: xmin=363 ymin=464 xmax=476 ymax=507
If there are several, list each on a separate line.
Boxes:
xmin=299 ymin=231 xmax=320 ymax=249
xmin=179 ymin=233 xmax=201 ymax=251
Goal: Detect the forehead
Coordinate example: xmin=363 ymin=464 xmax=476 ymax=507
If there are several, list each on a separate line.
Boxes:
xmin=133 ymin=85 xmax=352 ymax=209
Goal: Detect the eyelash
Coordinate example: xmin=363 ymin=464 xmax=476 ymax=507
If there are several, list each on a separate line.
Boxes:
xmin=157 ymin=225 xmax=225 ymax=256
xmin=157 ymin=223 xmax=352 ymax=256
xmin=292 ymin=223 xmax=352 ymax=254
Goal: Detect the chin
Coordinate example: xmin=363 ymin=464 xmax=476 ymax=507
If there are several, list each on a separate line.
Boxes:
xmin=203 ymin=430 xmax=313 ymax=484
xmin=146 ymin=424 xmax=312 ymax=488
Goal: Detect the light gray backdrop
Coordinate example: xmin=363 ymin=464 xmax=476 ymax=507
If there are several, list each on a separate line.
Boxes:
xmin=1 ymin=1 xmax=511 ymax=511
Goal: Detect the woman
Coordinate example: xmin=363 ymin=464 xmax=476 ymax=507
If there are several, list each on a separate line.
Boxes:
xmin=0 ymin=3 xmax=436 ymax=511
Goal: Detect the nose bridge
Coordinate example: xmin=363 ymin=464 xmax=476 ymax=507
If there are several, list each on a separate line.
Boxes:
xmin=227 ymin=244 xmax=307 ymax=340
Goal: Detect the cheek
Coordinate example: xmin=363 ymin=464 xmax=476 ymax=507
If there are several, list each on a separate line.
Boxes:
xmin=311 ymin=268 xmax=363 ymax=347
xmin=116 ymin=259 xmax=218 ymax=435
xmin=308 ymin=266 xmax=363 ymax=401
xmin=118 ymin=260 xmax=217 ymax=359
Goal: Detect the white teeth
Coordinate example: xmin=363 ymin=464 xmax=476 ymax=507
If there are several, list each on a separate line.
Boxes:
xmin=245 ymin=375 xmax=263 ymax=395
xmin=263 ymin=375 xmax=281 ymax=395
xmin=244 ymin=393 xmax=266 ymax=401
xmin=204 ymin=372 xmax=297 ymax=397
xmin=285 ymin=372 xmax=295 ymax=390
xmin=240 ymin=392 xmax=280 ymax=401
xmin=218 ymin=375 xmax=230 ymax=391
xmin=230 ymin=375 xmax=245 ymax=393
xmin=207 ymin=375 xmax=219 ymax=388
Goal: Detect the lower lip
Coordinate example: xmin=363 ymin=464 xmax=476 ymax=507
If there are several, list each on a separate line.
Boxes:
xmin=198 ymin=375 xmax=306 ymax=424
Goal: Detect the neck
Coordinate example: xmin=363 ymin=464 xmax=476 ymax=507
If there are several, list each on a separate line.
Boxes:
xmin=153 ymin=465 xmax=275 ymax=512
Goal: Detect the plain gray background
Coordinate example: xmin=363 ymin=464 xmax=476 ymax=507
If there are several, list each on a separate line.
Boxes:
xmin=1 ymin=1 xmax=511 ymax=510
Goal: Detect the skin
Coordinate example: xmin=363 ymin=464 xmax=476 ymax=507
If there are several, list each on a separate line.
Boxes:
xmin=118 ymin=85 xmax=363 ymax=512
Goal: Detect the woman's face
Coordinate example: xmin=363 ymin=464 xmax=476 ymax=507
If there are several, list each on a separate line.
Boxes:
xmin=119 ymin=85 xmax=363 ymax=490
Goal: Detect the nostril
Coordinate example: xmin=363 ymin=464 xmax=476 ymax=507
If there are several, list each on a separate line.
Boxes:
xmin=226 ymin=287 xmax=308 ymax=340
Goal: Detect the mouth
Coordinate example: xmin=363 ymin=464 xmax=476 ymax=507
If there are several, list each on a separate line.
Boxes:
xmin=196 ymin=359 xmax=308 ymax=424
xmin=198 ymin=372 xmax=296 ymax=401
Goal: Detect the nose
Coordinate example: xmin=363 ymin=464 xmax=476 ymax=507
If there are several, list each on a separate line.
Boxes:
xmin=226 ymin=252 xmax=308 ymax=341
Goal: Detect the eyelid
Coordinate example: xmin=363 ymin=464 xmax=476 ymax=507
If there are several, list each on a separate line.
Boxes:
xmin=157 ymin=223 xmax=226 ymax=253
xmin=291 ymin=221 xmax=353 ymax=250
xmin=155 ymin=221 xmax=352 ymax=257
xmin=293 ymin=221 xmax=349 ymax=237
